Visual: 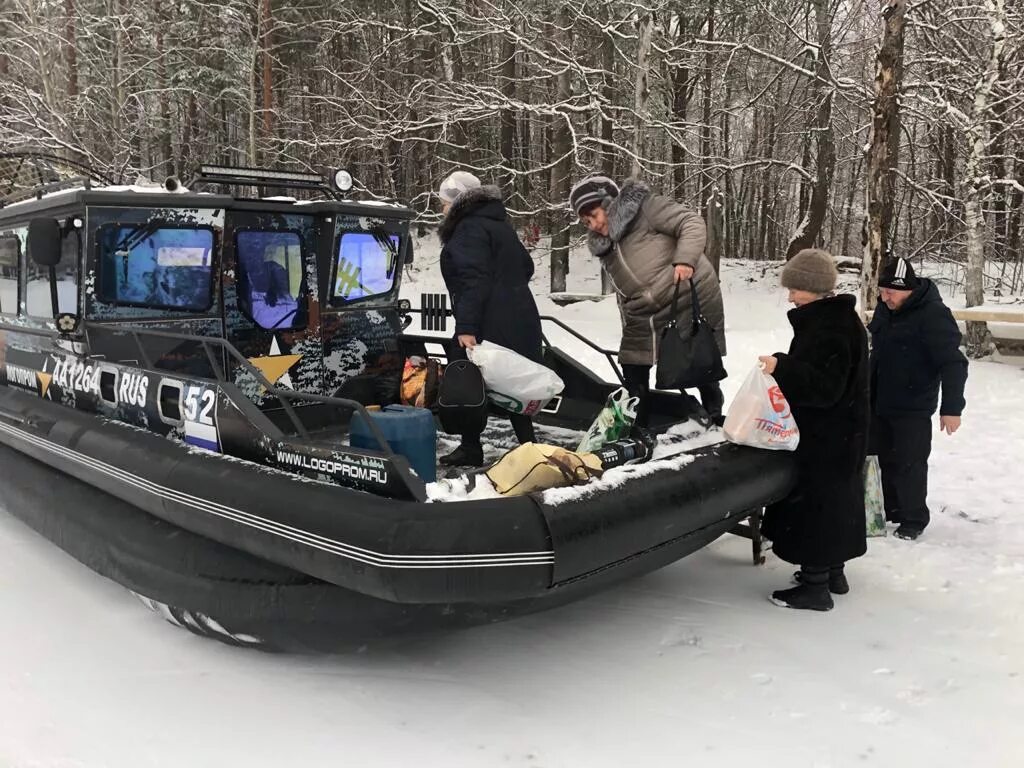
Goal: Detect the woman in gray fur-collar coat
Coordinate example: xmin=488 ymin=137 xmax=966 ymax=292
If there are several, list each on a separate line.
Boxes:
xmin=570 ymin=176 xmax=727 ymax=426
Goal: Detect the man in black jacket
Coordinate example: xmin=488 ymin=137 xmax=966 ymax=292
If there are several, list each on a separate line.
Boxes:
xmin=868 ymin=258 xmax=969 ymax=540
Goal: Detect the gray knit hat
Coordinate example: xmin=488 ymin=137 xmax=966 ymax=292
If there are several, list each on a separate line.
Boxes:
xmin=437 ymin=171 xmax=481 ymax=203
xmin=781 ymin=248 xmax=838 ymax=294
xmin=569 ymin=175 xmax=619 ymax=215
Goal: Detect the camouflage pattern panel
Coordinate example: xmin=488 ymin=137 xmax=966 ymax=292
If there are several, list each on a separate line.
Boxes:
xmin=0 ymin=335 xmax=191 ymax=436
xmin=221 ymin=209 xmax=324 ymax=403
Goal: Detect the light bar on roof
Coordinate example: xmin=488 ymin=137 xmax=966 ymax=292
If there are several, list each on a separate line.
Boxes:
xmin=198 ymin=165 xmax=324 ymax=185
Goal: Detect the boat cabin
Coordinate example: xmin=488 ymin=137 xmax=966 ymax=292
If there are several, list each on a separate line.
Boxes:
xmin=0 ymin=163 xmax=413 ymax=398
xmin=0 ymin=162 xmax=437 ymax=496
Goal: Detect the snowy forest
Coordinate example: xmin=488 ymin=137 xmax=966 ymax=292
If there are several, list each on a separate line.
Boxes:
xmin=1 ymin=0 xmax=1022 ymax=312
xmin=3 ymin=5 xmax=1024 ymax=760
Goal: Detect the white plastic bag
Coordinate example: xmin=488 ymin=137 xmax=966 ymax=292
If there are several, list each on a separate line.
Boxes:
xmin=722 ymin=365 xmax=799 ymax=451
xmin=467 ymin=341 xmax=564 ymax=416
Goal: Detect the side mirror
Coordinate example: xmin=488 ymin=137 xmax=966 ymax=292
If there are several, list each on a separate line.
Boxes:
xmin=27 ymin=218 xmax=63 ymax=323
xmin=403 ymin=237 xmax=414 ymax=265
xmin=27 ymin=218 xmax=62 ymax=267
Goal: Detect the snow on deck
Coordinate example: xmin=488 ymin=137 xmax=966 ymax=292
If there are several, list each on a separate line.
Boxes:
xmin=428 ymin=420 xmax=720 ymax=504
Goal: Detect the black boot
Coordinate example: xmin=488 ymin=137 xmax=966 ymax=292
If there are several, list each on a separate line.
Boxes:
xmin=698 ymin=383 xmax=725 ymax=427
xmin=509 ymin=413 xmax=536 ymax=445
xmin=771 ymin=567 xmax=834 ymax=611
xmin=894 ymin=524 xmax=923 ymax=541
xmin=681 ymin=393 xmax=713 ymax=428
xmin=439 ymin=441 xmax=484 ymax=467
xmin=793 ymin=565 xmax=849 ymax=595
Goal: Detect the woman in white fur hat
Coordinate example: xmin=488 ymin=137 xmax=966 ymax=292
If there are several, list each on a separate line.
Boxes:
xmin=436 ymin=170 xmax=543 ymax=467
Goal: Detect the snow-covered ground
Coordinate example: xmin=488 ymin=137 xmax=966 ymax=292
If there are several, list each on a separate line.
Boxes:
xmin=2 ymin=250 xmax=1023 ymax=767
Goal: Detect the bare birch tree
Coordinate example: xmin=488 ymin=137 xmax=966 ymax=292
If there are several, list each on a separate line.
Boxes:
xmin=862 ymin=0 xmax=906 ymax=313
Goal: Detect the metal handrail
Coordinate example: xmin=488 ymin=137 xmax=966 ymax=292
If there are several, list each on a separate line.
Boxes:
xmin=537 ymin=314 xmax=625 ymax=386
xmin=1 ymin=177 xmax=94 ymax=207
xmin=0 ymin=321 xmax=62 ymax=340
xmin=403 ymin=307 xmax=625 ymax=385
xmin=85 ymin=322 xmax=395 ymax=455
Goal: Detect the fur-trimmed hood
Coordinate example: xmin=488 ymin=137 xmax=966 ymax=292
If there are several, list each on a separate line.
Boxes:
xmin=585 ymin=178 xmax=652 ymax=256
xmin=606 ymin=179 xmax=651 ymax=241
xmin=439 ymin=185 xmax=505 ymax=243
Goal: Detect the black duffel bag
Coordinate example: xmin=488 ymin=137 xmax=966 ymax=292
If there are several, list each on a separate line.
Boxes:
xmin=655 ymin=279 xmax=726 ymax=390
xmin=437 ymin=358 xmax=489 ymax=435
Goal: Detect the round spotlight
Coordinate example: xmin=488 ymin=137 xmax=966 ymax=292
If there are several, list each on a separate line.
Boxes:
xmin=57 ymin=313 xmax=79 ymax=334
xmin=333 ymin=169 xmax=353 ymax=192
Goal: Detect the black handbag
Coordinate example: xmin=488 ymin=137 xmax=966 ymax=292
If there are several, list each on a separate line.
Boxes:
xmin=437 ymin=359 xmax=489 ymax=435
xmin=655 ymin=279 xmax=726 ymax=390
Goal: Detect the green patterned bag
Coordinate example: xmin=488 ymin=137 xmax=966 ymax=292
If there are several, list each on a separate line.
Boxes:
xmin=577 ymin=387 xmax=639 ymax=454
xmin=864 ymin=455 xmax=887 ymax=537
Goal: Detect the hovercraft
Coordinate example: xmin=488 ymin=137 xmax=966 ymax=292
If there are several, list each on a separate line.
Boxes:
xmin=0 ymin=157 xmax=795 ymax=650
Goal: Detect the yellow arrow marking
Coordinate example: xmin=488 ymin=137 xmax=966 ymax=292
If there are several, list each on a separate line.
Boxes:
xmin=247 ymin=354 xmax=301 ymax=386
xmin=36 ymin=372 xmax=52 ymax=398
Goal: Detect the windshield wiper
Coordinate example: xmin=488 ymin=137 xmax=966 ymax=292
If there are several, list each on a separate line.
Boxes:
xmin=370 ymin=229 xmax=400 ymax=279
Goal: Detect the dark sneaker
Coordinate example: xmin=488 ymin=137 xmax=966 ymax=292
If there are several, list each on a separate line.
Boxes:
xmin=894 ymin=524 xmax=923 ymax=541
xmin=438 ymin=444 xmax=484 ymax=467
xmin=792 ymin=569 xmax=850 ymax=595
xmin=770 ymin=583 xmax=834 ymax=611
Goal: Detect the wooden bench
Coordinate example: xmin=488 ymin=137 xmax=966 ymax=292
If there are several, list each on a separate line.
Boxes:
xmin=863 ymin=306 xmax=1024 ymax=322
xmin=549 ymin=292 xmax=608 ymax=307
xmin=950 ymin=307 xmax=1024 ymax=324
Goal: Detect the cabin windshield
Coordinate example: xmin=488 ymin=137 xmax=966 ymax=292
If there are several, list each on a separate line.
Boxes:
xmin=330 ymin=230 xmax=399 ymax=304
xmin=96 ymin=224 xmax=215 ymax=311
xmin=235 ymin=229 xmax=306 ymax=330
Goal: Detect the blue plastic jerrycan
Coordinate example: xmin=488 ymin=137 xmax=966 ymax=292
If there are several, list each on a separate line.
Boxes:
xmin=349 ymin=405 xmax=438 ymax=482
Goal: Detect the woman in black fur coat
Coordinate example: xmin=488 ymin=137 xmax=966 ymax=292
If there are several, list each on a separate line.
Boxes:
xmin=758 ymin=249 xmax=869 ymax=611
xmin=436 ymin=171 xmax=543 ymax=467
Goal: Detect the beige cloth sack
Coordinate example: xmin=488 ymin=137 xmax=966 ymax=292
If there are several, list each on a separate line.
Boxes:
xmin=486 ymin=442 xmax=603 ymax=496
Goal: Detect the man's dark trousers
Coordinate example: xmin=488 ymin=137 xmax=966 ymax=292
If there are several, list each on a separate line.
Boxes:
xmin=870 ymin=415 xmax=932 ymax=531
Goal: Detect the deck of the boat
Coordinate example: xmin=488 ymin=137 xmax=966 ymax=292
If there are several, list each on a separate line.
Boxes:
xmin=301 ymin=416 xmax=587 ymax=478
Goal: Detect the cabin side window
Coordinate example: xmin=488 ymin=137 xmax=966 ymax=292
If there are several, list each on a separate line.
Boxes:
xmin=0 ymin=233 xmax=20 ymax=316
xmin=330 ymin=231 xmax=399 ymax=304
xmin=235 ymin=229 xmax=305 ymax=330
xmin=96 ymin=225 xmax=215 ymax=311
xmin=26 ymin=225 xmax=79 ymax=318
